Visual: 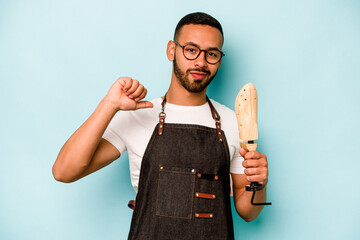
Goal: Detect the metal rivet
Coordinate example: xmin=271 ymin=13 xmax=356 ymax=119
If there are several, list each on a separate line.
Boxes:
xmin=160 ymin=166 xmax=163 ymax=170
xmin=160 ymin=119 xmax=163 ymax=122
xmin=212 ymin=195 xmax=215 ymax=199
xmin=218 ymin=132 xmax=221 ymax=135
xmin=196 ymin=193 xmax=199 ymax=197
xmin=210 ymin=214 xmax=213 ymax=218
xmin=195 ymin=214 xmax=199 ymax=217
xmin=214 ymin=176 xmax=219 ymax=180
xmin=191 ymin=169 xmax=195 ymax=173
xmin=160 ymin=125 xmax=163 ymax=128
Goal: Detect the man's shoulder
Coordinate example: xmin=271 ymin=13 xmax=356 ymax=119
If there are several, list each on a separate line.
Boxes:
xmin=209 ymin=98 xmax=236 ymax=117
xmin=209 ymin=98 xmax=240 ymax=143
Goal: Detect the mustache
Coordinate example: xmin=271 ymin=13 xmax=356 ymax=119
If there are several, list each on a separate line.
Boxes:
xmin=186 ymin=68 xmax=210 ymax=75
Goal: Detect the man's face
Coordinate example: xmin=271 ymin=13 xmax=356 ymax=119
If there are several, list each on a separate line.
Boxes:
xmin=172 ymin=24 xmax=223 ymax=93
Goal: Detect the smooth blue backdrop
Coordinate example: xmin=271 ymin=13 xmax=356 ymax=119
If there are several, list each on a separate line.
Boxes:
xmin=1 ymin=0 xmax=359 ymax=239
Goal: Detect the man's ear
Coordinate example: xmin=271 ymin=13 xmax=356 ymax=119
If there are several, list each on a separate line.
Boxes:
xmin=167 ymin=40 xmax=175 ymax=61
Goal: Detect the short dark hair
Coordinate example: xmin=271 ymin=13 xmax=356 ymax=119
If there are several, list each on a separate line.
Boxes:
xmin=174 ymin=12 xmax=224 ymax=42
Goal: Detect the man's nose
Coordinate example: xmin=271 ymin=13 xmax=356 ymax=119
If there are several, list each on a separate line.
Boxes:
xmin=194 ymin=51 xmax=208 ymax=67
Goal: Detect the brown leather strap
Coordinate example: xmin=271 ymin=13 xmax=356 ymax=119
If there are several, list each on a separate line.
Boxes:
xmin=158 ymin=95 xmax=223 ymax=142
xmin=158 ymin=96 xmax=166 ymax=135
xmin=195 ymin=192 xmax=216 ymax=200
xmin=128 ymin=200 xmax=136 ymax=210
xmin=207 ymin=96 xmax=223 ymax=142
xmin=195 ymin=213 xmax=214 ymax=218
xmin=158 ymin=112 xmax=165 ymax=135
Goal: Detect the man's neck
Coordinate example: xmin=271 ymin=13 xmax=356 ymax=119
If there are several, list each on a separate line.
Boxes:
xmin=165 ymin=77 xmax=207 ymax=106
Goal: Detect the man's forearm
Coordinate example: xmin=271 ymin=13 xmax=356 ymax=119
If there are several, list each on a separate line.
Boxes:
xmin=52 ymin=99 xmax=118 ymax=182
xmin=234 ymin=185 xmax=267 ymax=222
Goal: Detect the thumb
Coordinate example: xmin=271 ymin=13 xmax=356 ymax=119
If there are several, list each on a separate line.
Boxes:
xmin=239 ymin=148 xmax=248 ymax=158
xmin=135 ymin=101 xmax=154 ymax=110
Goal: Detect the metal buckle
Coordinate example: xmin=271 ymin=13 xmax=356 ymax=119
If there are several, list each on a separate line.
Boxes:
xmin=159 ymin=112 xmax=166 ymax=118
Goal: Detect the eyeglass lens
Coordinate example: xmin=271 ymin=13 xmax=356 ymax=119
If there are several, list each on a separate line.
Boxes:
xmin=183 ymin=45 xmax=221 ymax=64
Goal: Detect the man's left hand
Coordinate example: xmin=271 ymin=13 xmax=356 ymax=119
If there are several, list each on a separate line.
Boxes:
xmin=240 ymin=148 xmax=268 ymax=186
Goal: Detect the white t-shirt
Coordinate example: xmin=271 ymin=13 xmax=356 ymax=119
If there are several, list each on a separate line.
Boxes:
xmin=103 ymin=98 xmax=244 ymax=193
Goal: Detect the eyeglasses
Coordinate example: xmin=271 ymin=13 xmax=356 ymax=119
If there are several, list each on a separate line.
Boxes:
xmin=173 ymin=40 xmax=225 ymax=64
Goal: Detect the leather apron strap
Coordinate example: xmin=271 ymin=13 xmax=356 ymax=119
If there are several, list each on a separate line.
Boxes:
xmin=158 ymin=95 xmax=223 ymax=142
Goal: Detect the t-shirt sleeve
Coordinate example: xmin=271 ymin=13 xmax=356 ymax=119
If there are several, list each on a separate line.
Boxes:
xmin=102 ymin=113 xmax=127 ymax=155
xmin=230 ymin=149 xmax=245 ymax=174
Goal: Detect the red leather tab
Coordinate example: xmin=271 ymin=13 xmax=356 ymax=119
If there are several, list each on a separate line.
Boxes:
xmin=128 ymin=200 xmax=136 ymax=210
xmin=195 ymin=192 xmax=216 ymax=200
xmin=195 ymin=213 xmax=214 ymax=218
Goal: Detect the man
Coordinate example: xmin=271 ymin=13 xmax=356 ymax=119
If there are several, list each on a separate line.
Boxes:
xmin=53 ymin=12 xmax=269 ymax=239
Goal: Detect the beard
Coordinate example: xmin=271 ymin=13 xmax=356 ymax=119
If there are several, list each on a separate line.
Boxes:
xmin=173 ymin=58 xmax=218 ymax=93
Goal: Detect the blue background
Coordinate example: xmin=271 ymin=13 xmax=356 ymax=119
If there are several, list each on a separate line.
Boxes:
xmin=1 ymin=0 xmax=359 ymax=239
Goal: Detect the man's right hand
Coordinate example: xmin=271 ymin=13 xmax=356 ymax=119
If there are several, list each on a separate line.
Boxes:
xmin=104 ymin=77 xmax=153 ymax=111
xmin=53 ymin=77 xmax=153 ymax=183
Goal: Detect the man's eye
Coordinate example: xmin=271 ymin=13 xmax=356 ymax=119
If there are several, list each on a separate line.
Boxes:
xmin=208 ymin=51 xmax=218 ymax=58
xmin=185 ymin=46 xmax=198 ymax=53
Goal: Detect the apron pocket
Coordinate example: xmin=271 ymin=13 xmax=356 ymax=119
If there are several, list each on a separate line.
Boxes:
xmin=156 ymin=165 xmax=196 ymax=219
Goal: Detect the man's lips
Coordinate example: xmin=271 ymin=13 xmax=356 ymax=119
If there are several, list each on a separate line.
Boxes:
xmin=190 ymin=71 xmax=208 ymax=79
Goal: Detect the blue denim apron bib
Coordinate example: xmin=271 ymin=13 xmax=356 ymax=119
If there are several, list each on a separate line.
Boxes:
xmin=128 ymin=97 xmax=234 ymax=239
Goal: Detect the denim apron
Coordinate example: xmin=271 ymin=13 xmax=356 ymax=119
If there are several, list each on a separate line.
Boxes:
xmin=128 ymin=96 xmax=234 ymax=240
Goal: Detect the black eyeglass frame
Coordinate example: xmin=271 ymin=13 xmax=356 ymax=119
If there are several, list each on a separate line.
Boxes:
xmin=173 ymin=40 xmax=225 ymax=64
